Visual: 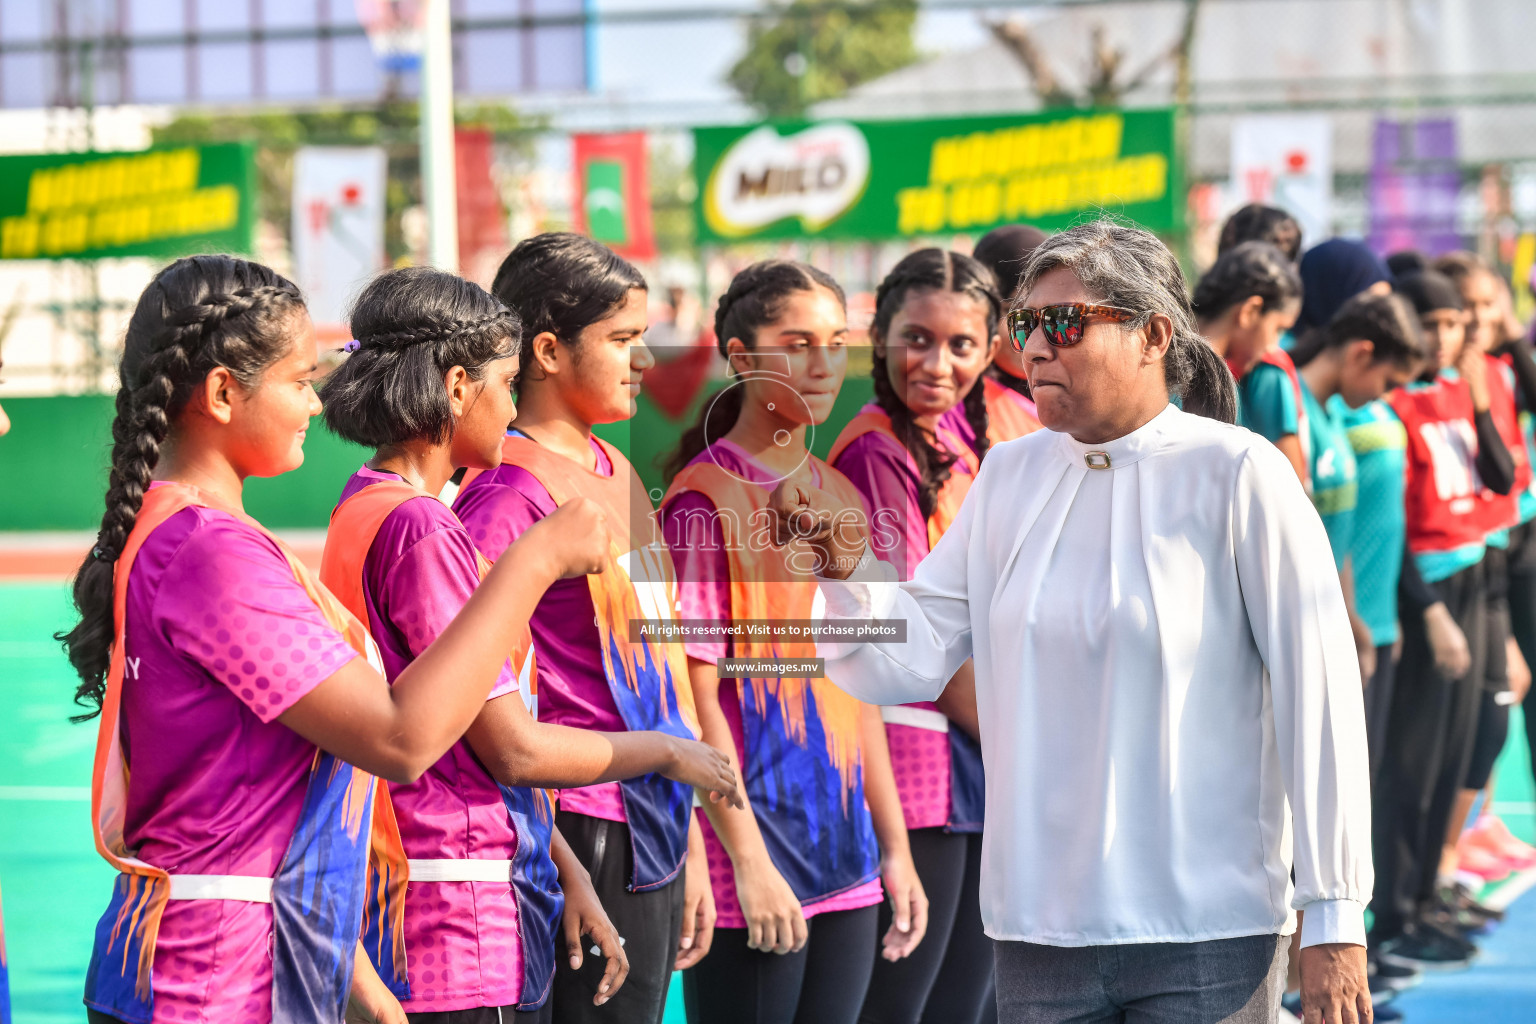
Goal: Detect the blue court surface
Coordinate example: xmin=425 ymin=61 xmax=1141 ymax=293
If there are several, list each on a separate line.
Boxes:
xmin=2 ymin=579 xmax=1532 ymax=1023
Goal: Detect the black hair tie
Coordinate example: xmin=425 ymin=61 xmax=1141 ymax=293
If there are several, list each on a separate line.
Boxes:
xmin=91 ymin=544 xmax=119 ymax=563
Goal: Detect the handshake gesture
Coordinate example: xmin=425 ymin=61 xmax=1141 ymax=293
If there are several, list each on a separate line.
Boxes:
xmin=764 ymin=478 xmax=869 ymax=581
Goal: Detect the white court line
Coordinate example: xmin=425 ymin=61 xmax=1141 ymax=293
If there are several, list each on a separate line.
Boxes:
xmin=1491 ymin=801 xmax=1535 ymax=813
xmin=1485 ymin=865 xmax=1536 ymax=913
xmin=0 ymin=785 xmax=90 ymax=801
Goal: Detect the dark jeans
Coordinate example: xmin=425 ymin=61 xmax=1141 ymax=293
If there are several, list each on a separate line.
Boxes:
xmin=993 ymin=934 xmax=1288 ymax=1024
xmin=550 ymin=811 xmax=686 ymax=1024
xmin=1371 ymin=559 xmax=1487 ymax=940
xmin=683 ymin=904 xmax=879 ymax=1024
xmin=860 ymin=828 xmax=994 ymax=1024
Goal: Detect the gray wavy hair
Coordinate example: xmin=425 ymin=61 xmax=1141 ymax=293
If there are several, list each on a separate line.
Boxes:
xmin=1016 ymin=221 xmax=1237 ymax=423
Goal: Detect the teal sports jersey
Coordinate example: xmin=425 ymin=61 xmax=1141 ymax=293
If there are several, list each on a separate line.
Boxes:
xmin=1337 ymin=397 xmax=1407 ymax=646
xmin=1301 ymin=382 xmax=1357 ymax=570
xmin=1239 ymin=360 xmax=1300 ymax=443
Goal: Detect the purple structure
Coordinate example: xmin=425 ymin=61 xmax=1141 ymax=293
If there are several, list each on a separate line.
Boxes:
xmin=1368 ymin=117 xmax=1463 ymax=258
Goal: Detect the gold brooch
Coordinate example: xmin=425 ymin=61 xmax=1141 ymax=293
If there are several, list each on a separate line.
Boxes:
xmin=1084 ymin=451 xmax=1112 ymax=470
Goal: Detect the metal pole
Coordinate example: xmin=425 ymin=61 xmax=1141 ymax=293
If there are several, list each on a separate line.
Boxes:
xmin=420 ymin=0 xmax=458 ymax=270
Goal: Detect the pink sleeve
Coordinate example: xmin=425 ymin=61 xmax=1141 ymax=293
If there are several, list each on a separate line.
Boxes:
xmin=455 ymin=470 xmax=554 ymax=565
xmin=377 ymin=521 xmax=519 ymax=700
xmin=660 ymin=490 xmax=733 ymax=662
xmin=158 ymin=518 xmax=358 ymax=724
xmin=831 ymin=432 xmax=928 ymax=577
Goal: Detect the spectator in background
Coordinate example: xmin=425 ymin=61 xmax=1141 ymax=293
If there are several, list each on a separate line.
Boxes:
xmin=1192 ymin=241 xmax=1303 ymax=379
xmin=1218 ymin=203 xmax=1304 ymax=262
xmin=1427 ymin=253 xmax=1536 ymax=902
xmin=1291 ymin=291 xmax=1429 ymax=684
xmin=1375 ymin=269 xmax=1516 ymax=971
xmin=950 ymin=224 xmax=1049 ymax=449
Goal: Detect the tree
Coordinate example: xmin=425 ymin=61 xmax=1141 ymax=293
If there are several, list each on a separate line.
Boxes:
xmin=985 ymin=0 xmax=1203 ymax=109
xmin=728 ymin=0 xmax=920 ymax=119
xmin=152 ymin=101 xmax=542 ymax=262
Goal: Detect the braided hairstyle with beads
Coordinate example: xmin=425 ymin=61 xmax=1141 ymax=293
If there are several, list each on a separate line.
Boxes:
xmin=57 ymin=255 xmax=305 ymax=718
xmin=870 ymin=249 xmax=1002 ymax=519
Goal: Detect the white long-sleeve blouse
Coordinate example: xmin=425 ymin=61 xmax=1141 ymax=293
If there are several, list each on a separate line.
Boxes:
xmin=817 ymin=404 xmax=1373 ymax=948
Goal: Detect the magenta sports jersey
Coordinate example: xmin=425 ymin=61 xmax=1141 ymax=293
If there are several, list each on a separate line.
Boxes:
xmin=114 ymin=499 xmax=358 ymax=1024
xmin=661 ymin=439 xmax=884 ymax=928
xmin=453 ymin=437 xmax=628 ymax=824
xmin=337 ymin=467 xmax=528 ymax=1012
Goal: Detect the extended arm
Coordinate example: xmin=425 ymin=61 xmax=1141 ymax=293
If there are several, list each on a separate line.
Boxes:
xmin=281 ymin=502 xmax=605 ymax=782
xmin=464 ymin=691 xmax=739 ymax=804
xmin=811 ymin=477 xmax=981 ymax=706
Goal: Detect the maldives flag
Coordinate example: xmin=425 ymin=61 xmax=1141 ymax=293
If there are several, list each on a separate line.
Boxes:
xmin=573 ymin=132 xmax=656 ymax=262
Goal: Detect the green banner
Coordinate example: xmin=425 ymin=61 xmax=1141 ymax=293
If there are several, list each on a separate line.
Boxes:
xmin=0 ymin=142 xmax=256 ymax=260
xmin=694 ymin=108 xmax=1179 ymax=243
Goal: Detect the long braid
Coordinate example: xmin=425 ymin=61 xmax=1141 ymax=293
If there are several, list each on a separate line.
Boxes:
xmin=961 ymin=372 xmax=991 ymax=463
xmin=870 ymin=343 xmax=955 ymax=520
xmin=58 ymin=258 xmax=304 ymax=718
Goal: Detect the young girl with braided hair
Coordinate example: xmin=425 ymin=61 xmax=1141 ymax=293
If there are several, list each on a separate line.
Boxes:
xmin=1192 ymin=241 xmax=1302 ymax=381
xmin=827 ymin=248 xmax=1000 ymax=1024
xmin=660 ymin=260 xmax=925 ymax=1024
xmin=453 ymin=234 xmax=715 ymax=1024
xmin=57 ymin=254 xmax=607 ymax=1024
xmin=318 ymin=266 xmax=740 ymax=1024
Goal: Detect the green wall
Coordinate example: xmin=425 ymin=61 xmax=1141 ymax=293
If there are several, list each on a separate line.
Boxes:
xmin=0 ymin=394 xmax=369 ymax=531
xmin=0 ymin=377 xmax=875 ymax=531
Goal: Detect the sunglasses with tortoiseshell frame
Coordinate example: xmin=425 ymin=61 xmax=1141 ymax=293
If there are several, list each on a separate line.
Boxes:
xmin=1006 ymin=303 xmax=1144 ymax=351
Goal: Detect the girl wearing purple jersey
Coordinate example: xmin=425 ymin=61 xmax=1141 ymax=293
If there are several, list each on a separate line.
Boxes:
xmin=455 ymin=234 xmax=713 ymax=1024
xmin=318 ymin=266 xmax=741 ymax=1024
xmin=57 ymin=254 xmax=606 ymax=1024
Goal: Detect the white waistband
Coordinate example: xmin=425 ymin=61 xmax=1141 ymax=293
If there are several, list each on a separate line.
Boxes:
xmin=407 ymin=858 xmax=514 ymax=883
xmin=880 ymin=705 xmax=950 ymax=733
xmin=166 ymin=874 xmax=274 ymax=903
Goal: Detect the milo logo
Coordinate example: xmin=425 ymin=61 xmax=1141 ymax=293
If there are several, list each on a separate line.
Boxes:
xmin=703 ymin=122 xmax=870 ymax=238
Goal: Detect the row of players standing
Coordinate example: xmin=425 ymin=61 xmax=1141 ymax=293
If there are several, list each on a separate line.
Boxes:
xmin=1196 ymin=207 xmax=1536 ymax=977
xmin=60 ymin=229 xmax=1043 ymax=1024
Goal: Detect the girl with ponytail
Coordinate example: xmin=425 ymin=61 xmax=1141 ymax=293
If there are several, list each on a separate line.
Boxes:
xmin=658 ymin=261 xmax=926 ymax=1024
xmin=791 ymin=221 xmax=1373 ymax=1021
xmin=454 ymin=233 xmax=716 ymax=1024
xmin=58 ymin=254 xmax=605 ymax=1024
xmin=318 ymin=266 xmax=739 ymax=1024
xmin=827 ymin=248 xmax=999 ymax=1024
xmin=1192 ymin=240 xmax=1302 ymax=380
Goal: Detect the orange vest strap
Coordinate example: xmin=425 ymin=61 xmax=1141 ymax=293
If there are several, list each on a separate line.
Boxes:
xmin=982 ymin=376 xmax=1042 ymax=445
xmin=320 ymin=479 xmax=432 ymax=629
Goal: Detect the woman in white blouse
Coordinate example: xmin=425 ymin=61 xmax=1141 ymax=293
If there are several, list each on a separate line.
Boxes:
xmin=775 ymin=222 xmax=1374 ymax=1024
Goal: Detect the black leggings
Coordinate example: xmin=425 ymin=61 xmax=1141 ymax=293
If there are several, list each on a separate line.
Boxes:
xmin=1465 ymin=687 xmax=1512 ymax=792
xmin=1371 ymin=560 xmax=1487 ymax=940
xmin=859 ymin=829 xmax=995 ymax=1024
xmin=683 ymin=904 xmax=879 ymax=1024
